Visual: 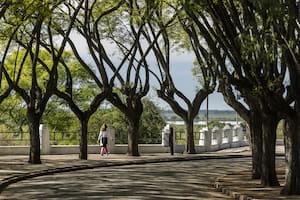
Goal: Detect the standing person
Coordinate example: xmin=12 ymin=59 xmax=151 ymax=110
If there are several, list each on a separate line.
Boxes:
xmin=98 ymin=123 xmax=109 ymax=156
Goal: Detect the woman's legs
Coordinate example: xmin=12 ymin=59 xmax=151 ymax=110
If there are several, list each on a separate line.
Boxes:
xmin=100 ymin=147 xmax=103 ymax=156
xmin=101 ymin=137 xmax=108 ymax=156
xmin=104 ymin=146 xmax=108 ymax=155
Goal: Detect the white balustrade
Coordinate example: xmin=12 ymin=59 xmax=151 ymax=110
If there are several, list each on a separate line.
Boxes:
xmin=0 ymin=124 xmax=249 ymax=155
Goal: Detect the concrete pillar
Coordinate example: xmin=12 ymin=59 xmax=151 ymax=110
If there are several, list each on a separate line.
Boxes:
xmin=199 ymin=127 xmax=211 ymax=151
xmin=234 ymin=124 xmax=243 ymax=142
xmin=222 ymin=124 xmax=231 ymax=144
xmin=199 ymin=128 xmax=206 ymax=146
xmin=39 ymin=124 xmax=50 ymax=154
xmin=232 ymin=124 xmax=240 ymax=142
xmin=205 ymin=129 xmax=212 ymax=151
xmin=162 ymin=124 xmax=170 ymax=147
xmin=212 ymin=126 xmax=222 ymax=147
xmin=211 ymin=126 xmax=218 ymax=145
xmin=107 ymin=125 xmax=115 ymax=153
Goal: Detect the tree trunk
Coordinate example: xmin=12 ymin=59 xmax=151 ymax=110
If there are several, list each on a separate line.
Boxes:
xmin=185 ymin=119 xmax=196 ymax=154
xmin=281 ymin=111 xmax=300 ymax=194
xmin=281 ymin=78 xmax=300 ymax=195
xmin=249 ymin=110 xmax=263 ymax=179
xmin=127 ymin=117 xmax=140 ymax=156
xmin=79 ymin=118 xmax=88 ymax=160
xmin=27 ymin=109 xmax=42 ymax=164
xmin=261 ymin=112 xmax=280 ymax=186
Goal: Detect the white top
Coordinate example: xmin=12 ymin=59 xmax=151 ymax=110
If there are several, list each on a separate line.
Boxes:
xmin=98 ymin=130 xmax=110 ymax=141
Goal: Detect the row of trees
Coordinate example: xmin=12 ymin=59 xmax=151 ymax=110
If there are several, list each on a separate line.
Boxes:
xmin=183 ymin=0 xmax=299 ymax=195
xmin=0 ymin=0 xmax=300 ymax=195
xmin=0 ymin=0 xmax=179 ymax=160
xmin=0 ymin=96 xmax=165 ymax=145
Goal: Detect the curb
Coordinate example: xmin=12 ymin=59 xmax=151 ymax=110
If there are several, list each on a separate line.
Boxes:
xmin=0 ymin=154 xmax=250 ymax=193
xmin=215 ymin=177 xmax=253 ymax=200
xmin=214 ymin=153 xmax=286 ymax=200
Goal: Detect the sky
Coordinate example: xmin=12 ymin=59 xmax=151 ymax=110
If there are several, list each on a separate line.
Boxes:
xmin=150 ymin=52 xmax=232 ymax=110
xmin=68 ymin=32 xmax=233 ymax=111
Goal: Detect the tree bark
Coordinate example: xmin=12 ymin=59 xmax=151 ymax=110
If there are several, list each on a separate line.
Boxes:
xmin=127 ymin=117 xmax=140 ymax=156
xmin=281 ymin=91 xmax=300 ymax=195
xmin=27 ymin=108 xmax=42 ymax=164
xmin=185 ymin=119 xmax=196 ymax=154
xmin=249 ymin=110 xmax=263 ymax=179
xmin=79 ymin=118 xmax=88 ymax=160
xmin=281 ymin=117 xmax=300 ymax=195
xmin=261 ymin=111 xmax=279 ymax=186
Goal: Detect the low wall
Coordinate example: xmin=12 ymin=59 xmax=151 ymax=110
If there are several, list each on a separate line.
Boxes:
xmin=0 ymin=146 xmax=30 ymax=155
xmin=0 ymin=124 xmax=249 ymax=155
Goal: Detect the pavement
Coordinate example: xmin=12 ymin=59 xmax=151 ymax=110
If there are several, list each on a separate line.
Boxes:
xmin=0 ymin=146 xmax=299 ymax=200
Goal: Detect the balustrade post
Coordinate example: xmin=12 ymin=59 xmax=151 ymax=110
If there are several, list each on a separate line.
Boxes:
xmin=212 ymin=126 xmax=222 ymax=148
xmin=222 ymin=124 xmax=231 ymax=148
xmin=199 ymin=128 xmax=205 ymax=146
xmin=199 ymin=127 xmax=211 ymax=151
xmin=228 ymin=127 xmax=233 ymax=147
xmin=235 ymin=124 xmax=243 ymax=143
xmin=162 ymin=124 xmax=170 ymax=147
xmin=206 ymin=129 xmax=212 ymax=151
xmin=108 ymin=125 xmax=115 ymax=153
xmin=39 ymin=124 xmax=50 ymax=154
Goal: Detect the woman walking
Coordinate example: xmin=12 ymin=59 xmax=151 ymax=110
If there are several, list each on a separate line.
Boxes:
xmin=98 ymin=123 xmax=109 ymax=156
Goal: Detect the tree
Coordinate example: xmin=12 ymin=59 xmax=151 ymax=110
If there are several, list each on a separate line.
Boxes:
xmin=0 ymin=1 xmax=83 ymax=164
xmin=184 ymin=0 xmax=282 ymax=186
xmin=144 ymin=1 xmax=217 ymax=154
xmin=219 ymin=83 xmax=263 ymax=179
xmin=73 ymin=0 xmax=161 ymax=156
xmin=55 ymin=0 xmax=139 ymax=159
xmin=53 ymin=47 xmax=106 ymax=159
xmin=263 ymin=0 xmax=300 ymax=194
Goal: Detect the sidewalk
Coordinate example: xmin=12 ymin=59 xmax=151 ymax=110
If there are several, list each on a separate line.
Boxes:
xmin=215 ymin=146 xmax=300 ymax=200
xmin=0 ymin=146 xmax=299 ymax=200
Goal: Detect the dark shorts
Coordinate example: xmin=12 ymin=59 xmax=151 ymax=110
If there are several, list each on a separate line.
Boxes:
xmin=102 ymin=137 xmax=108 ymax=147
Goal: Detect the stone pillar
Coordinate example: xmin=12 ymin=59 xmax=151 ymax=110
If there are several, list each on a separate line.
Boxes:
xmin=211 ymin=126 xmax=217 ymax=145
xmin=108 ymin=125 xmax=115 ymax=153
xmin=234 ymin=124 xmax=243 ymax=142
xmin=199 ymin=128 xmax=206 ymax=146
xmin=162 ymin=124 xmax=170 ymax=147
xmin=205 ymin=129 xmax=212 ymax=151
xmin=222 ymin=124 xmax=231 ymax=144
xmin=212 ymin=126 xmax=222 ymax=147
xmin=221 ymin=124 xmax=232 ymax=149
xmin=232 ymin=124 xmax=240 ymax=142
xmin=199 ymin=127 xmax=211 ymax=151
xmin=39 ymin=124 xmax=50 ymax=154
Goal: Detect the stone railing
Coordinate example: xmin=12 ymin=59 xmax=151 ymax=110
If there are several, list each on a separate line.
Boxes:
xmin=0 ymin=124 xmax=248 ymax=155
xmin=197 ymin=124 xmax=248 ymax=151
xmin=162 ymin=124 xmax=248 ymax=154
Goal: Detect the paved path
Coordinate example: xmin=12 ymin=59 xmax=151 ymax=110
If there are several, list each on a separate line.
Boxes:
xmin=0 ymin=157 xmax=253 ymax=200
xmin=0 ymin=146 xmax=299 ymax=199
